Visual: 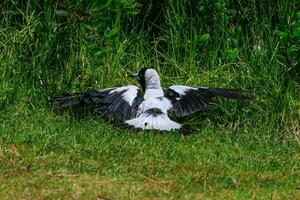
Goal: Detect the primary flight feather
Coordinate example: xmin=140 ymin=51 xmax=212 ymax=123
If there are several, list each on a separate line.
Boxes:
xmin=54 ymin=68 xmax=250 ymax=134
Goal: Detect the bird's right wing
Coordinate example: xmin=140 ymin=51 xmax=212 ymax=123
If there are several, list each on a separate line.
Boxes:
xmin=54 ymin=85 xmax=144 ymax=121
xmin=93 ymin=85 xmax=144 ymax=120
xmin=165 ymin=85 xmax=250 ymax=117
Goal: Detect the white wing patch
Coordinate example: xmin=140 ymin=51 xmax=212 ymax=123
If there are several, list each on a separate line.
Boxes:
xmin=125 ymin=113 xmax=181 ymax=131
xmin=169 ymin=85 xmax=199 ymax=96
xmin=109 ymin=85 xmax=138 ymax=106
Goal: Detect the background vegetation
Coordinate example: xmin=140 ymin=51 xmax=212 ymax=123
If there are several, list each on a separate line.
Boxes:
xmin=0 ymin=0 xmax=299 ymax=199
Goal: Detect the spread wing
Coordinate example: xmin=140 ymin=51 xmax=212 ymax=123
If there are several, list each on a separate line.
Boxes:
xmin=54 ymin=85 xmax=144 ymax=121
xmin=93 ymin=85 xmax=144 ymax=120
xmin=165 ymin=85 xmax=250 ymax=117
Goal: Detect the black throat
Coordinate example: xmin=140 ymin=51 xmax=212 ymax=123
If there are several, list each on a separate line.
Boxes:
xmin=138 ymin=68 xmax=148 ymax=91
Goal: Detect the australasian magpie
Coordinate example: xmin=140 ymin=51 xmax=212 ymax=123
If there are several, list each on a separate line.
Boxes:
xmin=54 ymin=68 xmax=250 ymax=134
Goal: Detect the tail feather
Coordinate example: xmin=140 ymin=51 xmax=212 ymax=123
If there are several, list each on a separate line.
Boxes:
xmin=125 ymin=113 xmax=182 ymax=131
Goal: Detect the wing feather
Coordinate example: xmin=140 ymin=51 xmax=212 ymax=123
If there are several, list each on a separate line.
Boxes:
xmin=54 ymin=85 xmax=143 ymax=121
xmin=165 ymin=85 xmax=250 ymax=117
xmin=94 ymin=85 xmax=143 ymax=120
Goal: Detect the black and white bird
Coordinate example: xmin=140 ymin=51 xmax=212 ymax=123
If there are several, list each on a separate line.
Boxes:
xmin=54 ymin=68 xmax=250 ymax=134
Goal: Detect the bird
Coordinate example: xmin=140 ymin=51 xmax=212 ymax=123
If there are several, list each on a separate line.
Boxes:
xmin=53 ymin=68 xmax=250 ymax=134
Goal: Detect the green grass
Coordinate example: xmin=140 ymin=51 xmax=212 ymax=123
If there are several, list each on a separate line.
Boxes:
xmin=1 ymin=109 xmax=299 ymax=199
xmin=0 ymin=0 xmax=300 ymax=199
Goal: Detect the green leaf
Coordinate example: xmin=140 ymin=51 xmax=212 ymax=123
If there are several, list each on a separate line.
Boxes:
xmin=287 ymin=44 xmax=297 ymax=57
xmin=88 ymin=0 xmax=112 ymax=11
xmin=296 ymin=11 xmax=300 ymax=19
xmin=197 ymin=5 xmax=205 ymax=12
xmin=292 ymin=26 xmax=300 ymax=38
xmin=278 ymin=31 xmax=288 ymax=40
xmin=214 ymin=2 xmax=222 ymax=11
xmin=115 ymin=0 xmax=124 ymax=6
xmin=126 ymin=7 xmax=140 ymax=15
xmin=105 ymin=27 xmax=119 ymax=40
xmin=228 ymin=48 xmax=239 ymax=60
xmin=90 ymin=48 xmax=107 ymax=58
xmin=80 ymin=23 xmax=90 ymax=34
xmin=197 ymin=33 xmax=210 ymax=42
xmin=235 ymin=26 xmax=242 ymax=35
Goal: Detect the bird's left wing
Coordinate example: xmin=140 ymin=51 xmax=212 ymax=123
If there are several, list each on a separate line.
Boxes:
xmin=165 ymin=85 xmax=250 ymax=117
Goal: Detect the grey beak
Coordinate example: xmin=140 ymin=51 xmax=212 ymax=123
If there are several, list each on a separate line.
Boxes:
xmin=128 ymin=73 xmax=140 ymax=80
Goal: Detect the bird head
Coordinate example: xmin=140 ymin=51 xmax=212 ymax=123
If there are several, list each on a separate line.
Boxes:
xmin=128 ymin=68 xmax=161 ymax=91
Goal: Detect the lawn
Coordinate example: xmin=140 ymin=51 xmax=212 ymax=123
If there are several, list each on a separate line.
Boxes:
xmin=1 ymin=109 xmax=299 ymax=199
xmin=0 ymin=0 xmax=299 ymax=199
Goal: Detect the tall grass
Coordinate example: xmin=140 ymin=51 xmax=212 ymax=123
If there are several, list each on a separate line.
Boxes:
xmin=1 ymin=0 xmax=298 ymax=135
xmin=0 ymin=1 xmax=300 ymax=198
